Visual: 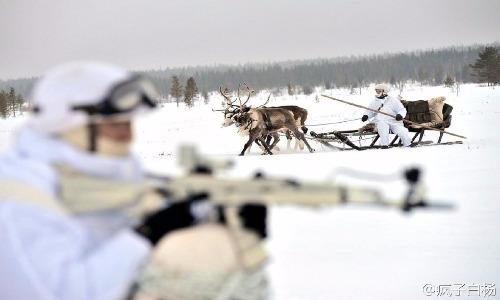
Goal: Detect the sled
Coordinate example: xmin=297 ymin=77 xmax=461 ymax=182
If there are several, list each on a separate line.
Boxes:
xmin=309 ymin=101 xmax=463 ymax=151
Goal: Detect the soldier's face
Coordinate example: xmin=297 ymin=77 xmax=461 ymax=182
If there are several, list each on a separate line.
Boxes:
xmin=97 ymin=120 xmax=133 ymax=143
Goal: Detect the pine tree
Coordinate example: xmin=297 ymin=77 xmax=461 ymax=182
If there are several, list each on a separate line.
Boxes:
xmin=444 ymin=75 xmax=455 ymax=88
xmin=302 ymin=85 xmax=313 ymax=95
xmin=201 ymin=90 xmax=209 ymax=105
xmin=170 ymin=76 xmax=183 ymax=107
xmin=460 ymin=64 xmax=471 ymax=83
xmin=184 ymin=77 xmax=198 ymax=107
xmin=417 ymin=68 xmax=428 ymax=85
xmin=7 ymin=87 xmax=17 ymax=117
xmin=323 ymin=80 xmax=332 ymax=90
xmin=0 ymin=87 xmax=25 ymax=118
xmin=390 ymin=75 xmax=397 ymax=86
xmin=16 ymin=94 xmax=25 ymax=115
xmin=0 ymin=90 xmax=8 ymax=119
xmin=434 ymin=67 xmax=444 ymax=86
xmin=287 ymin=82 xmax=294 ymax=96
xmin=469 ymin=46 xmax=500 ymax=86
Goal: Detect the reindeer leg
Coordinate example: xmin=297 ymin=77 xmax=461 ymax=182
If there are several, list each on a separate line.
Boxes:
xmin=300 ymin=122 xmax=308 ymax=150
xmin=293 ymin=133 xmax=303 ymax=151
xmin=254 ymin=139 xmax=266 ymax=153
xmin=285 ymin=130 xmax=293 ymax=150
xmin=268 ymin=133 xmax=280 ymax=151
xmin=240 ymin=136 xmax=256 ymax=156
xmin=298 ymin=136 xmax=305 ymax=150
xmin=293 ymin=138 xmax=298 ymax=150
xmin=266 ymin=135 xmax=272 ymax=146
xmin=300 ymin=112 xmax=309 ymax=133
xmin=292 ymin=129 xmax=315 ymax=153
xmin=266 ymin=134 xmax=279 ymax=151
xmin=299 ymin=121 xmax=308 ymax=150
xmin=290 ymin=130 xmax=303 ymax=151
xmin=246 ymin=138 xmax=258 ymax=154
xmin=258 ymin=137 xmax=273 ymax=155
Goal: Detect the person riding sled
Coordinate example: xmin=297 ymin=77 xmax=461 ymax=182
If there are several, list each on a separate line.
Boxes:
xmin=361 ymin=84 xmax=412 ymax=148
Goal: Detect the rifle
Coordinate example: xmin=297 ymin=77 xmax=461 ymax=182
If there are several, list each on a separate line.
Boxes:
xmin=150 ymin=145 xmax=453 ymax=213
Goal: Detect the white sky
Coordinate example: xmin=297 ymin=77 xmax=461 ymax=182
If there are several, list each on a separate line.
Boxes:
xmin=1 ymin=0 xmax=499 ymax=80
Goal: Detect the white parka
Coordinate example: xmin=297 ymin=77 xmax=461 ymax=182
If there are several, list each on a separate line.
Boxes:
xmin=0 ymin=128 xmax=152 ymax=300
xmin=364 ymin=95 xmax=407 ymax=123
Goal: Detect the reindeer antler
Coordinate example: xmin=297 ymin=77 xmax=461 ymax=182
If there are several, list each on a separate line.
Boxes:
xmin=219 ymin=86 xmax=237 ymax=107
xmin=257 ymin=93 xmax=272 ymax=108
xmin=237 ymin=84 xmax=243 ymax=108
xmin=239 ymin=82 xmax=254 ymax=108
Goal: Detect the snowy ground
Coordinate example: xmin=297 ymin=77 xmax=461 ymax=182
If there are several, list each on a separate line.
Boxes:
xmin=1 ymin=83 xmax=499 ymax=299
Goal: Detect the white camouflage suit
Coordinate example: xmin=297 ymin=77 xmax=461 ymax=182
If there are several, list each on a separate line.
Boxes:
xmin=0 ymin=128 xmax=268 ymax=300
xmin=0 ymin=128 xmax=154 ymax=300
xmin=0 ymin=62 xmax=268 ymax=300
xmin=364 ymin=95 xmax=411 ymax=146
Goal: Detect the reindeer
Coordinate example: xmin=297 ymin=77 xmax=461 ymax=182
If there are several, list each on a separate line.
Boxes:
xmin=233 ymin=105 xmax=315 ymax=156
xmin=221 ymin=84 xmax=314 ymax=155
xmin=262 ymin=105 xmax=308 ymax=150
xmin=219 ymin=85 xmax=278 ymax=154
xmin=219 ymin=84 xmax=310 ymax=153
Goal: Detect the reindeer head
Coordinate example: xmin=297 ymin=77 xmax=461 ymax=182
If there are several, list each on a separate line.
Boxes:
xmin=232 ymin=109 xmax=256 ymax=136
xmin=219 ymin=84 xmax=254 ymax=127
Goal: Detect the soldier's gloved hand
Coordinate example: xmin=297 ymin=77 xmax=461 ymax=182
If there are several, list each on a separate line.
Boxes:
xmin=135 ymin=192 xmax=215 ymax=246
xmin=395 ymin=114 xmax=403 ymax=121
xmin=217 ymin=203 xmax=268 ymax=239
xmin=240 ymin=204 xmax=268 ymax=239
xmin=361 ymin=115 xmax=369 ymax=122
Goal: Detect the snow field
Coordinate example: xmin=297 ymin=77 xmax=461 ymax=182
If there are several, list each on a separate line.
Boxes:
xmin=1 ymin=83 xmax=499 ymax=299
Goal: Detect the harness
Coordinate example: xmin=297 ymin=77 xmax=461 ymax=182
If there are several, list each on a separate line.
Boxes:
xmin=374 ymin=95 xmax=387 ymax=116
xmin=261 ymin=111 xmax=273 ymax=131
xmin=242 ymin=117 xmax=255 ymax=131
xmin=376 ymin=100 xmax=385 ymax=112
xmin=235 ymin=109 xmax=271 ymax=132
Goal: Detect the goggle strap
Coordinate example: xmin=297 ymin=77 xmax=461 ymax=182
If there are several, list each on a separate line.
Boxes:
xmin=73 ymin=105 xmax=101 ymax=115
xmin=142 ymin=95 xmax=156 ymax=108
xmin=88 ymin=123 xmax=98 ymax=152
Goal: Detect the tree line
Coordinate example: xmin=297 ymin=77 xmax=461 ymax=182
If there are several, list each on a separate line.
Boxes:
xmin=157 ymin=45 xmax=499 ymax=104
xmin=146 ymin=44 xmax=495 ymax=100
xmin=0 ymin=43 xmax=499 ymax=117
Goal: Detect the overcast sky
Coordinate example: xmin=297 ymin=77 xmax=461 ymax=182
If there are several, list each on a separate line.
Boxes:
xmin=1 ymin=0 xmax=499 ymax=80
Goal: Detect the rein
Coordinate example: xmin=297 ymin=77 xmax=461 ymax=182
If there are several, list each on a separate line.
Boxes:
xmin=306 ymin=118 xmax=360 ymax=126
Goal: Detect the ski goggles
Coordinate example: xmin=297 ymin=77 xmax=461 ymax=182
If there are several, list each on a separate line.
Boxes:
xmin=72 ymin=75 xmax=157 ymax=116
